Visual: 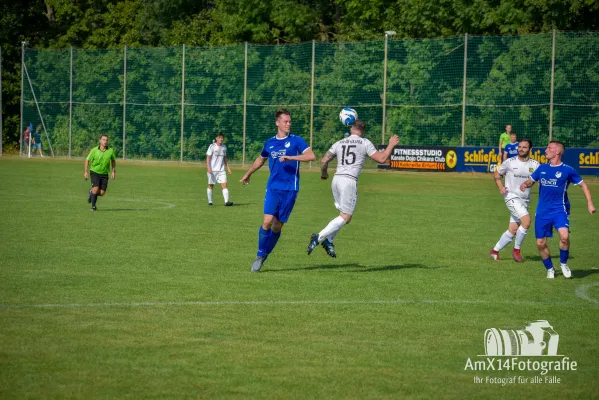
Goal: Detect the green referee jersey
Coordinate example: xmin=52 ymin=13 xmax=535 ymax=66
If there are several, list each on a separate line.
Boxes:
xmin=499 ymin=132 xmax=511 ymax=149
xmin=87 ymin=146 xmax=116 ymax=175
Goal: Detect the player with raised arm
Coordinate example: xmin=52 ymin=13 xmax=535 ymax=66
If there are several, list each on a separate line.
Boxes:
xmin=206 ymin=133 xmax=233 ymax=206
xmin=489 ymin=139 xmax=539 ymax=262
xmin=307 ymin=120 xmax=399 ymax=257
xmin=240 ymin=109 xmax=316 ymax=272
xmin=520 ymin=141 xmax=595 ymax=279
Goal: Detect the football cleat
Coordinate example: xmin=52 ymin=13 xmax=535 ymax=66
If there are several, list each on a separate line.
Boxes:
xmin=307 ymin=233 xmax=319 ymax=255
xmin=251 ymin=256 xmax=265 ymax=272
xmin=560 ymin=263 xmax=572 ymax=279
xmin=91 ymin=206 xmax=97 ymax=211
xmin=321 ymin=239 xmax=337 ymax=258
xmin=208 ymin=202 xmax=213 ymax=206
xmin=87 ymin=189 xmax=92 ymax=204
xmin=512 ymin=248 xmax=523 ymax=262
xmin=489 ymin=249 xmax=500 ymax=261
xmin=225 ymin=202 xmax=234 ymax=207
xmin=546 ymin=268 xmax=555 ymax=279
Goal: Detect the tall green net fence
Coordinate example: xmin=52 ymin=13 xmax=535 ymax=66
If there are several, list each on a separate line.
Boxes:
xmin=20 ymin=32 xmax=599 ymax=162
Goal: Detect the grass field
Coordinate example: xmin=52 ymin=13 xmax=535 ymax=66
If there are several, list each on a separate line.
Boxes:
xmin=1 ymin=156 xmax=598 ymax=399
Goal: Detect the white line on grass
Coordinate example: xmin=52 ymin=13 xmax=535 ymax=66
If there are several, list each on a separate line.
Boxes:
xmin=0 ymin=298 xmax=593 ymax=309
xmin=574 ymin=282 xmax=599 ymax=305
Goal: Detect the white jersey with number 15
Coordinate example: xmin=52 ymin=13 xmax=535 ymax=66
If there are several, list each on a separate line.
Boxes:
xmin=329 ymin=135 xmax=377 ymax=180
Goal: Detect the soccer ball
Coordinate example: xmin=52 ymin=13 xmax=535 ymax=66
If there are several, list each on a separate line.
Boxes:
xmin=339 ymin=107 xmax=358 ymax=126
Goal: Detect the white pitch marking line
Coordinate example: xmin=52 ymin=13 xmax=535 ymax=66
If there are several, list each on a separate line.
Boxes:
xmin=0 ymin=298 xmax=592 ymax=309
xmin=574 ymin=282 xmax=599 ymax=305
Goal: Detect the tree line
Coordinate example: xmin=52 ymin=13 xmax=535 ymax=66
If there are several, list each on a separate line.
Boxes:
xmin=3 ymin=0 xmax=599 ymax=150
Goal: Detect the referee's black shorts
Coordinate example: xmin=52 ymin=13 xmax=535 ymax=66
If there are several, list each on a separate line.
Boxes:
xmin=90 ymin=171 xmax=109 ymax=190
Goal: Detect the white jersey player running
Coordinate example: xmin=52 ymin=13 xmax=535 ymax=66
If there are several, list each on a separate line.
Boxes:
xmin=307 ymin=120 xmax=399 ymax=257
xmin=490 ymin=139 xmax=540 ymax=262
xmin=206 ymin=133 xmax=233 ymax=206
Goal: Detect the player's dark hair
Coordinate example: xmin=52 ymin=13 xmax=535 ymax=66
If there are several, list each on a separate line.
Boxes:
xmin=275 ymin=109 xmax=290 ymax=120
xmin=215 ymin=133 xmax=224 ymax=138
xmin=520 ymin=138 xmax=533 ymax=148
xmin=353 ymin=119 xmax=366 ymax=133
xmin=99 ymin=134 xmax=108 ymax=139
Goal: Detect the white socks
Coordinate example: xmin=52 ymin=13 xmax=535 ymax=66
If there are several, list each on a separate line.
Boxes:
xmin=514 ymin=226 xmax=528 ymax=250
xmin=208 ymin=188 xmax=230 ymax=204
xmin=493 ymin=230 xmax=515 ymax=252
xmin=318 ymin=216 xmax=346 ymax=243
xmin=223 ymin=189 xmax=229 ymax=203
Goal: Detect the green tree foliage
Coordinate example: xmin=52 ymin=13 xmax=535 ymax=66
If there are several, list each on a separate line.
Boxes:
xmin=3 ymin=0 xmax=599 ymax=152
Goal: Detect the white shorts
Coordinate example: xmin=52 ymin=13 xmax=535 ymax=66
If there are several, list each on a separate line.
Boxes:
xmin=505 ymin=196 xmax=530 ymax=223
xmin=208 ymin=171 xmax=227 ymax=185
xmin=332 ymin=175 xmax=358 ymax=215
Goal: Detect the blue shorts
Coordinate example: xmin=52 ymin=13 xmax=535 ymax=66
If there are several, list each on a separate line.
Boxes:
xmin=264 ymin=189 xmax=298 ymax=223
xmin=32 ymin=143 xmax=41 ymax=150
xmin=535 ymin=212 xmax=570 ymax=239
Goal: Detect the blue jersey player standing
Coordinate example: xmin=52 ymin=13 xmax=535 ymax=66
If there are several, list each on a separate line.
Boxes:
xmin=240 ymin=109 xmax=316 ymax=272
xmin=503 ymin=133 xmax=519 ymax=161
xmin=520 ymin=141 xmax=595 ymax=279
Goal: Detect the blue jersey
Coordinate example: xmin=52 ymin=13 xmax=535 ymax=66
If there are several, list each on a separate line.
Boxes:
xmin=260 ymin=134 xmax=310 ymax=191
xmin=504 ymin=142 xmax=518 ymax=158
xmin=530 ymin=163 xmax=583 ymax=215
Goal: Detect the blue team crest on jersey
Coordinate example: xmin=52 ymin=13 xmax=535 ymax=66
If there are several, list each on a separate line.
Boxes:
xmin=555 ymin=171 xmax=562 ymax=178
xmin=285 ymin=141 xmax=290 ymax=148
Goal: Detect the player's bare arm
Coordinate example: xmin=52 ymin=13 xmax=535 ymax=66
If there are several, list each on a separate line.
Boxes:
xmin=279 ymin=148 xmax=316 ymax=163
xmin=493 ymin=168 xmax=508 ymax=195
xmin=206 ymin=155 xmax=212 ymax=174
xmin=520 ymin=178 xmax=534 ymax=191
xmin=111 ymin=159 xmax=116 ymax=180
xmin=320 ymin=151 xmax=335 ymax=180
xmin=578 ymin=181 xmax=596 ymax=214
xmin=84 ymin=159 xmax=90 ymax=180
xmin=240 ymin=156 xmax=267 ymax=184
xmin=225 ymin=156 xmax=232 ymax=174
xmin=370 ymin=135 xmax=399 ymax=164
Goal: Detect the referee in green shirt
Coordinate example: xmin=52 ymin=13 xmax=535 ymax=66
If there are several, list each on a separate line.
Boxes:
xmin=498 ymin=124 xmax=512 ymax=161
xmin=84 ymin=135 xmax=116 ymax=211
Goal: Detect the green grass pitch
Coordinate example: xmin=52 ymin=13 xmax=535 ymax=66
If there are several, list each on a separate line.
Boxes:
xmin=1 ymin=157 xmax=598 ymax=399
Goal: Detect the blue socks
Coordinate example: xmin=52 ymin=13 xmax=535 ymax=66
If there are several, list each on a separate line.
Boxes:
xmin=257 ymin=227 xmax=271 ymax=257
xmin=560 ymin=249 xmax=569 ymax=264
xmin=542 ymin=257 xmax=554 ymax=270
xmin=265 ymin=231 xmax=281 ymax=255
xmin=257 ymin=227 xmax=282 ymax=258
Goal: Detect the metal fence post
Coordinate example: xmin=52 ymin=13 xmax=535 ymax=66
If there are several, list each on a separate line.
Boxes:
xmin=0 ymin=46 xmax=3 ymax=156
xmin=461 ymin=33 xmax=468 ymax=147
xmin=69 ymin=47 xmax=73 ymax=158
xmin=20 ymin=42 xmax=25 ymax=155
xmin=122 ymin=45 xmax=127 ymax=160
xmin=242 ymin=42 xmax=248 ymax=167
xmin=382 ymin=34 xmax=389 ymax=144
xmin=549 ymin=29 xmax=556 ymax=142
xmin=309 ymin=40 xmax=315 ymax=168
xmin=180 ymin=44 xmax=185 ymax=162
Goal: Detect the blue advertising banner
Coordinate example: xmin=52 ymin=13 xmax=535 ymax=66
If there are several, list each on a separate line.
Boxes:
xmin=378 ymin=146 xmax=599 ymax=175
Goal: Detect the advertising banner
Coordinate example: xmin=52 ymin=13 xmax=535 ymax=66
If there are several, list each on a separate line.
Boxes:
xmin=377 ymin=145 xmax=457 ymax=172
xmin=378 ymin=146 xmax=599 ymax=175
